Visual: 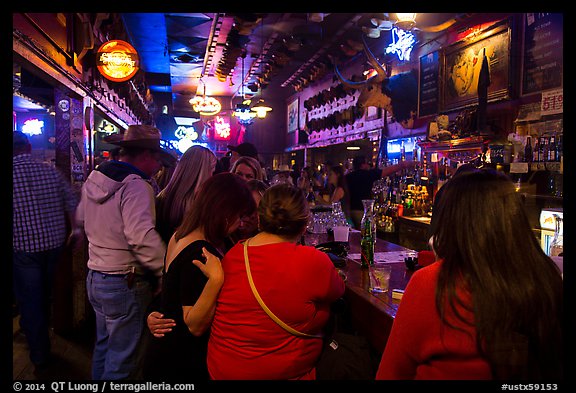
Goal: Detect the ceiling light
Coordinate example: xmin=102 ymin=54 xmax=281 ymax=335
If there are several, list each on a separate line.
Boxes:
xmin=189 ymin=78 xmax=221 ymax=116
xmin=234 ymin=54 xmax=257 ymax=125
xmin=251 ymin=99 xmax=272 ymax=119
xmin=395 ymin=13 xmax=417 ymax=30
xmin=250 ymin=19 xmax=273 ymax=119
xmin=347 ymin=146 xmax=361 ymax=151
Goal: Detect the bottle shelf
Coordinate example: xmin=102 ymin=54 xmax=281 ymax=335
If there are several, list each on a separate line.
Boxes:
xmin=417 ymin=136 xmax=487 ymax=153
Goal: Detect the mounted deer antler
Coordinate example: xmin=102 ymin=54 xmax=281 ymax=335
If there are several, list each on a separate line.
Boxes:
xmin=333 ymin=36 xmax=418 ymax=129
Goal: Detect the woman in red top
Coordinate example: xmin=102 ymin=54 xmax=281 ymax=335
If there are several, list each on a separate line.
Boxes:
xmin=377 ymin=169 xmax=563 ymax=380
xmin=207 ymin=183 xmax=345 ymax=380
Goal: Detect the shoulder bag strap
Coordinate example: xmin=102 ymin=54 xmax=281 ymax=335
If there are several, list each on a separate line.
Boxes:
xmin=243 ymin=238 xmax=322 ymax=339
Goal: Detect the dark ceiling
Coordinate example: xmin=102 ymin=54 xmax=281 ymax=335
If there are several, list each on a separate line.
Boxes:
xmin=12 ymin=13 xmax=469 ymax=119
xmin=121 ymin=13 xmax=466 ymax=119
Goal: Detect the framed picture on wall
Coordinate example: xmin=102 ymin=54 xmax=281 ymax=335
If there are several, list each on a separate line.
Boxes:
xmin=442 ymin=21 xmax=511 ymax=112
xmin=287 ymin=98 xmax=299 ymax=133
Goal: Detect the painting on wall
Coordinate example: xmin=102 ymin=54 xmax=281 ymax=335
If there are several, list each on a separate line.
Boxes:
xmin=442 ymin=22 xmax=511 ymax=112
xmin=287 ymin=98 xmax=299 ymax=133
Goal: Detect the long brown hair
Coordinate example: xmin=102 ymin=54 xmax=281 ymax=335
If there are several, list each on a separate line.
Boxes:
xmin=431 ymin=169 xmax=563 ymax=379
xmin=175 ymin=172 xmax=256 ymax=246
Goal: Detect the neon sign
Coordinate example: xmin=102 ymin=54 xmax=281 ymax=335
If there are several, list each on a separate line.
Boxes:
xmin=189 ymin=96 xmax=222 ymax=116
xmin=385 ymin=28 xmax=415 ymax=61
xmin=96 ymin=40 xmax=139 ymax=82
xmin=213 ymin=116 xmax=231 ymax=140
xmin=175 ymin=125 xmax=199 ymax=142
xmin=22 ymin=119 xmax=44 ymax=136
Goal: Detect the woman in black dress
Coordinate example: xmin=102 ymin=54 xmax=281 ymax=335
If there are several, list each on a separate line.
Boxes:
xmin=142 ymin=172 xmax=256 ymax=380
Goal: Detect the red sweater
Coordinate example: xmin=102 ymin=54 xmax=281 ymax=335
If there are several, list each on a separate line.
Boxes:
xmin=207 ymin=241 xmax=346 ymax=380
xmin=376 ymin=261 xmax=492 ymax=380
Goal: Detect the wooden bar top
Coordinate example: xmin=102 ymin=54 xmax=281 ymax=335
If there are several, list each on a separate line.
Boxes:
xmin=304 ymin=229 xmax=417 ymax=354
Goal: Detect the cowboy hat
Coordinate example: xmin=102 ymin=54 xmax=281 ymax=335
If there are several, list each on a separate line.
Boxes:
xmin=108 ymin=125 xmax=176 ymax=167
xmin=227 ymin=142 xmax=258 ymax=159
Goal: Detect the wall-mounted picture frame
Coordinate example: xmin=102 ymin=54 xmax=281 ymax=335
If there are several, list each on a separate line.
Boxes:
xmin=366 ymin=106 xmax=381 ymax=121
xmin=287 ymin=98 xmax=299 ymax=133
xmin=442 ymin=22 xmax=511 ymax=112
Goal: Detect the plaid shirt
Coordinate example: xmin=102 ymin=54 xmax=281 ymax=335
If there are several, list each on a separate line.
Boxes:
xmin=13 ymin=153 xmax=79 ymax=252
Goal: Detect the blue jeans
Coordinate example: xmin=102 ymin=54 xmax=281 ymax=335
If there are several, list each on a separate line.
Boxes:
xmin=86 ymin=269 xmax=153 ymax=380
xmin=13 ymin=246 xmax=63 ymax=366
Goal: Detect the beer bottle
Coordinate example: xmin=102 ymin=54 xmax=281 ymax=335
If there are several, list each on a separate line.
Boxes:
xmin=524 ymin=136 xmax=533 ymax=163
xmin=360 ymin=199 xmax=375 ymax=268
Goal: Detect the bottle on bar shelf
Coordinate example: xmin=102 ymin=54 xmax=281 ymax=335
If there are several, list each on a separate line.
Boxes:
xmin=360 ymin=199 xmax=375 ymax=268
xmin=548 ymin=134 xmax=557 ymax=162
xmin=532 ymin=136 xmax=540 ymax=162
xmin=524 ymin=136 xmax=533 ymax=163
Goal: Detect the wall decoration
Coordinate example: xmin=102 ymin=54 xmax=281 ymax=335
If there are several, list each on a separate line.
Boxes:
xmin=442 ymin=22 xmax=511 ymax=112
xmin=96 ymin=40 xmax=139 ymax=82
xmin=521 ymin=13 xmax=563 ymax=96
xmin=287 ymin=98 xmax=299 ymax=133
xmin=418 ymin=50 xmax=440 ymax=117
xmin=366 ymin=106 xmax=381 ymax=121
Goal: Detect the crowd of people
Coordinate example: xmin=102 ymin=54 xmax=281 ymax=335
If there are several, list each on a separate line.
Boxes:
xmin=13 ymin=125 xmax=563 ymax=381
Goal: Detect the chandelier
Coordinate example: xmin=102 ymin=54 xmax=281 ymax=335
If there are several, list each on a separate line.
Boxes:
xmin=190 ymin=79 xmax=221 ymax=116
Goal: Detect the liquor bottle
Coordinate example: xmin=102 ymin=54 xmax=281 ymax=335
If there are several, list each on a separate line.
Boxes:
xmin=524 ymin=136 xmax=533 ymax=163
xmin=540 ymin=136 xmax=548 ymax=162
xmin=400 ymin=140 xmax=406 ymax=162
xmin=532 ymin=136 xmax=540 ymax=162
xmin=360 ymin=199 xmax=375 ymax=268
xmin=557 ymin=133 xmax=563 ymax=163
xmin=548 ymin=135 xmax=557 ymax=162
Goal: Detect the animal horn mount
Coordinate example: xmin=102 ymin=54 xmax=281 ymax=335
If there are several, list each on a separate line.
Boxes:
xmin=333 ymin=37 xmax=418 ymax=129
xmin=334 ymin=35 xmax=387 ymax=90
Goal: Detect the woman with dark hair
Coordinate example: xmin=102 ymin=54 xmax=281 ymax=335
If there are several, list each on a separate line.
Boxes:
xmin=228 ymin=179 xmax=270 ymax=245
xmin=315 ymin=164 xmax=351 ymax=223
xmin=206 ymin=183 xmax=346 ymax=380
xmin=376 ymin=169 xmax=563 ymax=380
xmin=142 ymin=172 xmax=256 ymax=380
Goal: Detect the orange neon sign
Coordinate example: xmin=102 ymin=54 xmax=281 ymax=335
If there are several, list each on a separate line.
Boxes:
xmin=96 ymin=40 xmax=139 ymax=82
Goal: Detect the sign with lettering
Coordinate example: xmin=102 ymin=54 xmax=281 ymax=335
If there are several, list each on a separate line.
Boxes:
xmin=541 ymin=89 xmax=563 ymax=115
xmin=521 ymin=13 xmax=563 ymax=95
xmin=96 ymin=40 xmax=139 ymax=82
xmin=418 ymin=51 xmax=439 ymax=117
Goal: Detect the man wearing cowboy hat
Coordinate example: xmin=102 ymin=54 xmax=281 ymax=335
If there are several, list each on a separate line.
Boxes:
xmin=76 ymin=125 xmax=172 ymax=380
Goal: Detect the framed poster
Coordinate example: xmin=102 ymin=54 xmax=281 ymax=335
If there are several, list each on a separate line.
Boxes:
xmin=521 ymin=13 xmax=563 ymax=96
xmin=442 ymin=22 xmax=511 ymax=112
xmin=287 ymin=98 xmax=299 ymax=133
xmin=418 ymin=50 xmax=440 ymax=117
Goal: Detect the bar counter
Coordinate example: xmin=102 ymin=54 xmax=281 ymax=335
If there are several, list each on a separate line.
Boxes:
xmin=304 ymin=230 xmax=417 ymax=355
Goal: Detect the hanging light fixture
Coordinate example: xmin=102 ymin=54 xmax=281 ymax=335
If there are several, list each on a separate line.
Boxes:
xmin=251 ymin=99 xmax=273 ymax=118
xmin=251 ymin=18 xmax=273 ymax=119
xmin=233 ymin=53 xmax=257 ymax=125
xmin=394 ymin=13 xmax=417 ymax=30
xmin=190 ymin=78 xmax=221 ymax=116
